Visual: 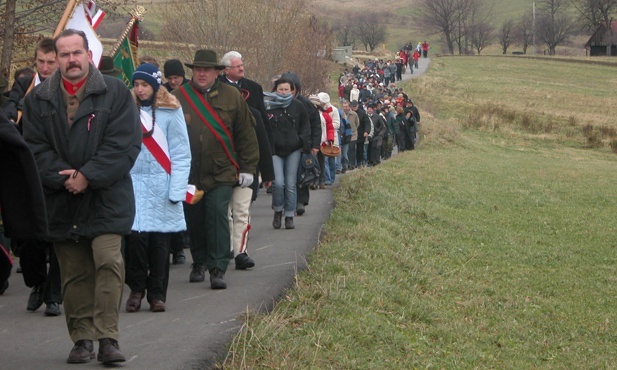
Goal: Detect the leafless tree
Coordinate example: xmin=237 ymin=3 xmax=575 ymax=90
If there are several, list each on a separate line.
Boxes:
xmin=572 ymin=0 xmax=617 ymax=31
xmin=333 ymin=18 xmax=356 ymax=48
xmin=416 ymin=0 xmax=457 ymax=54
xmin=353 ymin=13 xmax=387 ymax=52
xmin=536 ymin=0 xmax=579 ymax=55
xmin=498 ymin=19 xmax=515 ymax=54
xmin=159 ymin=0 xmax=331 ymax=92
xmin=470 ymin=20 xmax=493 ymax=54
xmin=515 ymin=10 xmax=534 ymax=54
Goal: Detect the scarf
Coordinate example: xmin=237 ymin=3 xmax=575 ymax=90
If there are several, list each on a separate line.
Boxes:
xmin=322 ymin=106 xmax=334 ymax=142
xmin=264 ymin=92 xmax=293 ymax=110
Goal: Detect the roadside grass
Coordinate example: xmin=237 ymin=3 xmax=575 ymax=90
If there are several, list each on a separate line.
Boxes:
xmin=224 ymin=132 xmax=617 ymax=368
xmin=222 ymin=56 xmax=617 ymax=368
xmin=410 ymin=56 xmax=617 ymax=152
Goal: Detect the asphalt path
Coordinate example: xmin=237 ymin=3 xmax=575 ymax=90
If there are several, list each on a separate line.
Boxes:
xmin=0 ymin=186 xmax=333 ymax=369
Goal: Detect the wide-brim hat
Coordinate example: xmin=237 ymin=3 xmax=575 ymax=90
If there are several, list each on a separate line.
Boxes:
xmin=99 ymin=55 xmax=121 ymax=76
xmin=185 ymin=50 xmax=225 ymax=70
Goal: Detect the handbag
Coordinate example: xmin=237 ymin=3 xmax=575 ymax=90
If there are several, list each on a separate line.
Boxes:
xmin=320 ymin=142 xmax=341 ymax=157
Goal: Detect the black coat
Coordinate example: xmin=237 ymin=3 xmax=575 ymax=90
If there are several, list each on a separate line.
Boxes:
xmin=22 ymin=66 xmax=141 ymax=242
xmin=2 ymin=75 xmax=35 ymax=122
xmin=0 ymin=110 xmax=47 ymax=240
xmin=296 ymin=95 xmax=321 ymax=151
xmin=266 ymin=99 xmax=311 ymax=157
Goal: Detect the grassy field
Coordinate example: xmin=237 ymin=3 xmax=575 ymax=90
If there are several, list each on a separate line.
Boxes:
xmin=221 ymin=57 xmax=617 ymax=368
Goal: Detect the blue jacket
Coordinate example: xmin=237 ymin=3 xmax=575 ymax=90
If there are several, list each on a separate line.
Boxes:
xmin=131 ymin=88 xmax=191 ymax=232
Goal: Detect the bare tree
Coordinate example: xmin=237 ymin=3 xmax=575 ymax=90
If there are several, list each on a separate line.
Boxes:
xmin=159 ymin=0 xmax=331 ymax=92
xmin=536 ymin=0 xmax=579 ymax=55
xmin=416 ymin=0 xmax=457 ymax=54
xmin=470 ymin=20 xmax=493 ymax=54
xmin=332 ymin=19 xmax=356 ymax=47
xmin=498 ymin=19 xmax=515 ymax=54
xmin=572 ymin=0 xmax=617 ymax=31
xmin=516 ymin=10 xmax=534 ymax=54
xmin=353 ymin=13 xmax=387 ymax=52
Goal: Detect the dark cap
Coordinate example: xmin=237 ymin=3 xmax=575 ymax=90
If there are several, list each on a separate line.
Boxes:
xmin=163 ymin=59 xmax=185 ymax=78
xmin=350 ymin=100 xmax=359 ymax=107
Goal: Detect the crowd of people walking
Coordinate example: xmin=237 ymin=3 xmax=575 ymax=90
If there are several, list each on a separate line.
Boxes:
xmin=0 ymin=31 xmax=423 ymax=365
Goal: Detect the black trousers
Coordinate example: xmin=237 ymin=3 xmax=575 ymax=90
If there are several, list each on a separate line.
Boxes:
xmin=124 ymin=232 xmax=171 ymax=302
xmin=16 ymin=239 xmax=62 ymax=304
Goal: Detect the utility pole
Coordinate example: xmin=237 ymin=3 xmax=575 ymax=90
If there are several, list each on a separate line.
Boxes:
xmin=532 ymin=1 xmax=536 ymax=55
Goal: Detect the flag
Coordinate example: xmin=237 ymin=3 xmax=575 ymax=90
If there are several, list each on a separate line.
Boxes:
xmin=85 ymin=0 xmax=105 ymax=30
xmin=61 ymin=0 xmax=104 ymax=67
xmin=111 ymin=18 xmax=139 ymax=88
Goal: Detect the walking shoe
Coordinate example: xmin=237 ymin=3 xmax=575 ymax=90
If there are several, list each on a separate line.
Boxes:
xmin=0 ymin=279 xmax=8 ymax=295
xmin=26 ymin=285 xmax=44 ymax=311
xmin=272 ymin=211 xmax=283 ymax=229
xmin=172 ymin=249 xmax=186 ymax=265
xmin=44 ymin=302 xmax=61 ymax=316
xmin=319 ymin=184 xmax=326 ymax=189
xmin=285 ymin=217 xmax=295 ymax=229
xmin=97 ymin=338 xmax=126 ymax=364
xmin=149 ymin=299 xmax=166 ymax=312
xmin=67 ymin=339 xmax=95 ymax=363
xmin=235 ymin=252 xmax=255 ymax=270
xmin=296 ymin=203 xmax=305 ymax=216
xmin=189 ymin=263 xmax=206 ymax=283
xmin=125 ymin=291 xmax=144 ymax=312
xmin=209 ymin=268 xmax=227 ymax=289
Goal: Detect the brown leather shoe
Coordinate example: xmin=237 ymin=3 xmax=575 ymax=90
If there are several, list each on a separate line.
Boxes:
xmin=67 ymin=339 xmax=95 ymax=363
xmin=97 ymin=338 xmax=126 ymax=364
xmin=149 ymin=299 xmax=166 ymax=312
xmin=125 ymin=291 xmax=144 ymax=312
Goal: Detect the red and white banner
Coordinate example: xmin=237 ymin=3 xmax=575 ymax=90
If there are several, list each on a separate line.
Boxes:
xmin=64 ymin=1 xmax=104 ymax=66
xmin=85 ymin=0 xmax=106 ymax=30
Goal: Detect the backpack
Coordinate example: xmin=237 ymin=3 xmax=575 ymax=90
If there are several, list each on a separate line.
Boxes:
xmin=297 ymin=152 xmax=321 ymax=188
xmin=338 ymin=108 xmax=352 ymax=145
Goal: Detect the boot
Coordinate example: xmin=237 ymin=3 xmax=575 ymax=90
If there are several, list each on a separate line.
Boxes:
xmin=97 ymin=338 xmax=126 ymax=364
xmin=285 ymin=217 xmax=295 ymax=230
xmin=272 ymin=211 xmax=283 ymax=229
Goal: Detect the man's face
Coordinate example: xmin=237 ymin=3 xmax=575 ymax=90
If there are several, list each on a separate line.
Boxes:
xmin=55 ymin=34 xmax=92 ymax=83
xmin=351 ymin=105 xmax=358 ymax=111
xmin=191 ymin=66 xmax=219 ymax=90
xmin=224 ymin=57 xmax=245 ymax=81
xmin=342 ymin=102 xmax=350 ymax=113
xmin=35 ymin=50 xmax=58 ymax=79
xmin=167 ymin=75 xmax=184 ymax=89
xmin=367 ymin=107 xmax=374 ymax=115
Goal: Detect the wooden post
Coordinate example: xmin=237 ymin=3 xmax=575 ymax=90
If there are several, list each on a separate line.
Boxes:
xmin=53 ymin=0 xmax=80 ymax=38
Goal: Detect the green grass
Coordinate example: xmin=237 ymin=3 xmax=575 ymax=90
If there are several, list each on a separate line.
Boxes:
xmin=222 ymin=56 xmax=617 ymax=368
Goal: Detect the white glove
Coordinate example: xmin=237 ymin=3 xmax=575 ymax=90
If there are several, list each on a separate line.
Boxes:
xmin=238 ymin=173 xmax=254 ymax=188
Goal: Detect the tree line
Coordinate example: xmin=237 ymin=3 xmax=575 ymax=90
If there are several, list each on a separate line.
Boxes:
xmin=414 ymin=0 xmax=617 ymax=56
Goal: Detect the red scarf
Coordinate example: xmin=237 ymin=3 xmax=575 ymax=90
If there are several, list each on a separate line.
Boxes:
xmin=323 ymin=107 xmax=334 ymax=142
xmin=62 ymin=77 xmax=87 ymax=96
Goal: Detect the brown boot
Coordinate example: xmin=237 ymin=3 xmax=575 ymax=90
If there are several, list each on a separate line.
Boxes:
xmin=67 ymin=339 xmax=95 ymax=363
xmin=149 ymin=299 xmax=166 ymax=312
xmin=125 ymin=291 xmax=144 ymax=312
xmin=97 ymin=338 xmax=126 ymax=364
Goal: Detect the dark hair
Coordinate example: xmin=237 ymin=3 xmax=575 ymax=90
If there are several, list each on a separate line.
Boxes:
xmin=53 ymin=29 xmax=89 ymax=53
xmin=34 ymin=38 xmax=55 ymax=59
xmin=139 ymin=55 xmax=159 ymax=67
xmin=14 ymin=67 xmax=35 ymax=80
xmin=271 ymin=77 xmax=295 ymax=92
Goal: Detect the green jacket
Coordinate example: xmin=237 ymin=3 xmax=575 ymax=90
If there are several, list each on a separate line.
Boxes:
xmin=172 ymin=80 xmax=259 ymax=191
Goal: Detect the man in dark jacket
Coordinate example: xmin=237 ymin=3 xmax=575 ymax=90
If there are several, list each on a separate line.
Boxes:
xmin=23 ymin=29 xmax=141 ymax=365
xmin=351 ymin=100 xmax=372 ymax=167
xmin=172 ymin=50 xmax=259 ymax=289
xmin=218 ymin=50 xmax=274 ymax=269
xmin=3 ymin=38 xmax=57 ymax=124
xmin=162 ymin=59 xmax=189 ymax=92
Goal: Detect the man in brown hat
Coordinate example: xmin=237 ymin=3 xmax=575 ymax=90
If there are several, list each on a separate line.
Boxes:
xmin=171 ymin=49 xmax=259 ymax=289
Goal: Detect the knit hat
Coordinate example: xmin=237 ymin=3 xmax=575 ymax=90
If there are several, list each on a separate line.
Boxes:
xmin=317 ymin=92 xmax=330 ymax=105
xmin=163 ymin=59 xmax=185 ymax=78
xmin=132 ymin=63 xmax=161 ymax=91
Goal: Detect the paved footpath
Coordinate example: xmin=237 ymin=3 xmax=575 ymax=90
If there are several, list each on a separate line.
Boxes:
xmin=0 ymin=186 xmax=333 ymax=369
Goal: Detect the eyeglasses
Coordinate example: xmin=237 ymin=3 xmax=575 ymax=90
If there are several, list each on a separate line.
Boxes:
xmin=228 ymin=64 xmax=244 ymax=69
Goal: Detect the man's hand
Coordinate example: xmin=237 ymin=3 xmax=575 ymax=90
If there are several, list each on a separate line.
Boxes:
xmin=59 ymin=169 xmax=89 ymax=195
xmin=311 ymin=148 xmax=319 ymax=156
